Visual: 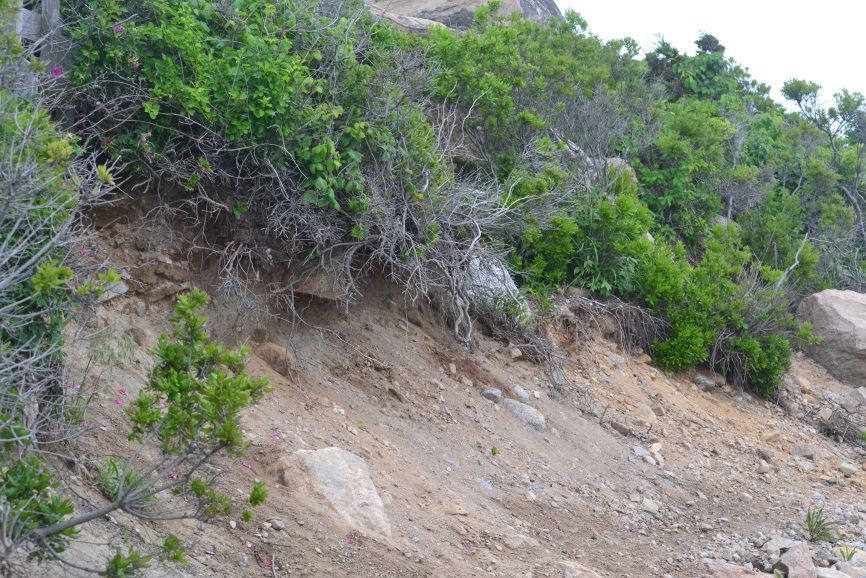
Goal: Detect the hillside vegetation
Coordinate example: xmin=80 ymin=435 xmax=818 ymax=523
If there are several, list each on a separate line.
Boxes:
xmin=3 ymin=0 xmax=866 ymax=572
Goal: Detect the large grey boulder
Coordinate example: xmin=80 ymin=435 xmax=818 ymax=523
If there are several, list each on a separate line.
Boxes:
xmin=275 ymin=447 xmax=391 ymax=540
xmin=798 ymin=290 xmax=866 ymax=388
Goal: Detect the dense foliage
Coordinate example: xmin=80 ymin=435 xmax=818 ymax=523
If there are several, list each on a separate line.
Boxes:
xmin=63 ymin=0 xmax=866 ymax=395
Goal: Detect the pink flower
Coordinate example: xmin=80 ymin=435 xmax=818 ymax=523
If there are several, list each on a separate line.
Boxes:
xmin=187 ymin=552 xmax=195 ymax=558
xmin=345 ymin=539 xmax=351 ymax=544
xmin=81 ymin=422 xmax=89 ymax=428
xmin=271 ymin=435 xmax=279 ymax=440
xmin=77 ymin=130 xmax=85 ymax=136
xmin=51 ymin=66 xmax=62 ymax=78
xmin=114 ymin=399 xmax=122 ymax=405
xmin=118 ymin=388 xmax=126 ymax=395
xmin=245 ymin=541 xmax=252 ymax=548
xmin=156 ymin=402 xmax=165 ymax=408
xmin=113 ymin=22 xmax=122 ymax=33
xmin=242 ymin=462 xmax=251 ymax=469
xmin=78 ymin=248 xmax=87 ymax=255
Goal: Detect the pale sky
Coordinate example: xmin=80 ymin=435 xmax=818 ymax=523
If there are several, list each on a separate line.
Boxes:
xmin=555 ymin=0 xmax=865 ymax=108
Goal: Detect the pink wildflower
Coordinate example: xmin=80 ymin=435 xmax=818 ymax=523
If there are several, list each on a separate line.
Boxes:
xmin=51 ymin=66 xmax=62 ymax=78
xmin=114 ymin=399 xmax=122 ymax=405
xmin=112 ymin=22 xmax=122 ymax=33
xmin=271 ymin=435 xmax=279 ymax=440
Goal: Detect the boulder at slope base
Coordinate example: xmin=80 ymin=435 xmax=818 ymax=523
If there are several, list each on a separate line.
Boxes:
xmin=275 ymin=447 xmax=392 ymax=540
xmin=797 ymin=289 xmax=866 ymax=388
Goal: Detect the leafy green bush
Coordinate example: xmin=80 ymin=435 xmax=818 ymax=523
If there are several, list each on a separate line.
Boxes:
xmin=649 ymin=225 xmax=815 ymax=395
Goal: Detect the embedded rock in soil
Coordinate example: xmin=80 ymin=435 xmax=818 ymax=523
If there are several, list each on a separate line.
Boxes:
xmin=274 ymin=447 xmax=392 ymax=540
xmin=503 ymin=534 xmax=539 ymax=551
xmin=255 ymin=343 xmax=295 ymax=378
xmin=501 ymin=399 xmax=545 ymax=432
xmin=553 ymin=560 xmax=603 ymax=578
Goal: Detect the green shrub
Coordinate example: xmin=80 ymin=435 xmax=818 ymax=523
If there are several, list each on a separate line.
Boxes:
xmin=650 ymin=225 xmax=815 ymax=395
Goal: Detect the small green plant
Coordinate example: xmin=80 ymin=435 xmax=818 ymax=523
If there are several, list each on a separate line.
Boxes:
xmin=599 ymin=404 xmax=610 ymax=425
xmin=94 ymin=458 xmax=151 ymax=502
xmin=805 ymin=506 xmax=837 ymax=542
xmin=357 ymin=420 xmax=368 ymax=431
xmin=839 ymin=546 xmax=857 ymax=561
xmin=241 ymin=510 xmax=253 ymax=523
xmin=490 ymin=446 xmax=498 ymax=456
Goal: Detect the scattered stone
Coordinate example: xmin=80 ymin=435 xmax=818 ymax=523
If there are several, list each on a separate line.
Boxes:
xmin=269 ymin=519 xmax=285 ymax=530
xmin=229 ymin=520 xmax=236 ymax=529
xmin=133 ymin=302 xmax=146 ymax=317
xmin=761 ymin=429 xmax=781 ymax=443
xmin=145 ymin=280 xmax=189 ymax=303
xmin=834 ymin=562 xmax=866 ymax=577
xmin=126 ymin=327 xmax=149 ymax=347
xmin=852 ymin=387 xmax=866 ymax=406
xmin=552 ymin=560 xmax=602 ymax=578
xmin=503 ymin=534 xmax=539 ymax=551
xmin=501 ymin=399 xmax=545 ymax=432
xmin=641 ymin=498 xmax=660 ymax=514
xmin=255 ymin=343 xmax=295 ymax=378
xmin=511 ymin=385 xmax=531 ymax=401
xmin=707 ymin=562 xmax=766 ymax=577
xmin=611 ymin=421 xmax=631 ymax=437
xmin=839 ymin=463 xmax=859 ymax=476
xmin=609 ymin=353 xmax=625 ymax=365
xmin=406 ymin=309 xmax=423 ymax=327
xmin=273 ymin=447 xmax=392 ymax=540
xmin=773 ymin=543 xmax=817 ymax=578
xmin=758 ymin=460 xmax=772 ymax=474
xmin=816 ymin=569 xmax=852 ymax=578
xmin=818 ymin=407 xmax=834 ymax=422
xmin=630 ymin=403 xmax=657 ymax=429
xmin=482 ymin=389 xmax=502 ymax=402
xmin=97 ymin=280 xmax=129 ymax=303
xmin=694 ymin=375 xmax=715 ymax=390
xmin=387 ymin=386 xmax=406 ymax=404
xmin=637 ymin=353 xmax=653 ymax=364
xmin=791 ymin=443 xmax=818 ymax=461
xmin=510 ymin=348 xmax=523 ymax=360
xmin=650 ymin=403 xmax=666 ymax=417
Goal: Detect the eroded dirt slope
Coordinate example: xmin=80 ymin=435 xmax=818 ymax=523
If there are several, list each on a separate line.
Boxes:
xmin=38 ymin=216 xmax=866 ymax=578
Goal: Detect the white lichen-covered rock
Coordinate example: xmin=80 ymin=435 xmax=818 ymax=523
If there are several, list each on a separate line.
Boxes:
xmin=465 ymin=255 xmax=528 ymax=319
xmin=501 ymin=399 xmax=545 ymax=432
xmin=274 ymin=447 xmax=391 ymax=540
xmin=797 ymin=290 xmax=866 ymax=388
